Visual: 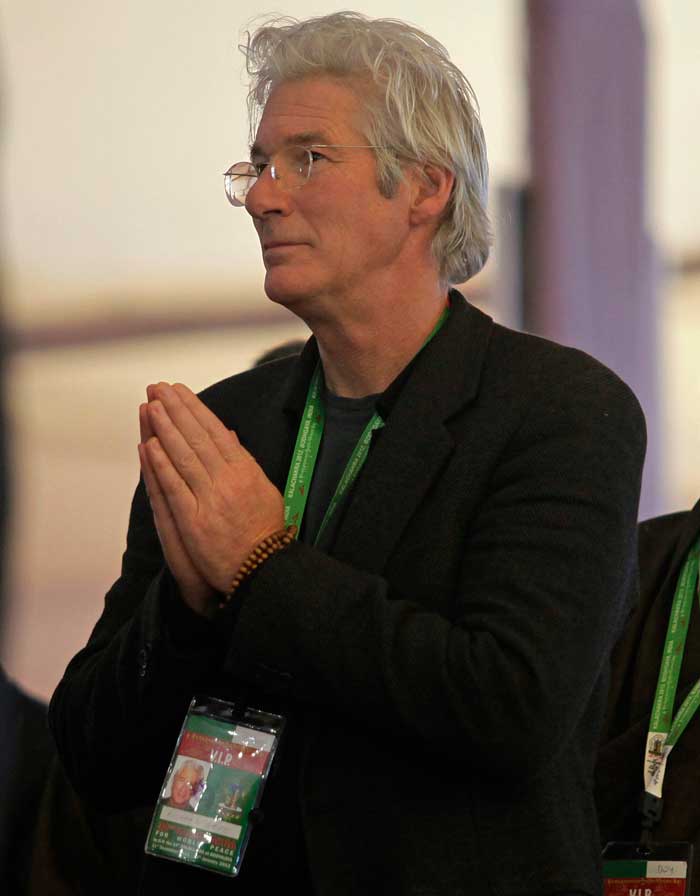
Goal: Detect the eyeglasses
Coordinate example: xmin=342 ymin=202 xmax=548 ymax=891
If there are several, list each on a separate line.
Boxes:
xmin=223 ymin=144 xmax=380 ymax=207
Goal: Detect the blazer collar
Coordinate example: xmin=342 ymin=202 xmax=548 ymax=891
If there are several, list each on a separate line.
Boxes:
xmin=379 ymin=289 xmax=494 ymax=425
xmin=326 ymin=290 xmax=494 ymax=571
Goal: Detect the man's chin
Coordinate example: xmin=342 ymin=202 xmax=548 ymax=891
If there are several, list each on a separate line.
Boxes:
xmin=263 ymin=270 xmax=313 ymax=308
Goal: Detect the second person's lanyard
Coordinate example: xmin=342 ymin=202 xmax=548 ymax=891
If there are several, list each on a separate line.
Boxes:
xmin=643 ymin=537 xmax=700 ymax=802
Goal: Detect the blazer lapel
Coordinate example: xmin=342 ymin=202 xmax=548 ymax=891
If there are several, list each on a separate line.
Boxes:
xmin=330 ymin=295 xmax=494 ymax=574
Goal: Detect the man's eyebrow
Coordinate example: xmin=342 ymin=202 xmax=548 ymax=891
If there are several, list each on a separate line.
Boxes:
xmin=249 ymin=132 xmax=334 ymax=159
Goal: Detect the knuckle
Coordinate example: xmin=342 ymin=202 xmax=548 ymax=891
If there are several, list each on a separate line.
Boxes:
xmin=190 ymin=434 xmax=209 ymax=451
xmin=177 ymin=449 xmax=198 ymax=468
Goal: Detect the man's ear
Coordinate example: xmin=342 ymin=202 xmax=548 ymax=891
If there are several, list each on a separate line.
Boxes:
xmin=409 ymin=163 xmax=454 ymax=226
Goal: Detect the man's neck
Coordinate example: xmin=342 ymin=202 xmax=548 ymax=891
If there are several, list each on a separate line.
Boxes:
xmin=312 ymin=285 xmax=450 ymax=399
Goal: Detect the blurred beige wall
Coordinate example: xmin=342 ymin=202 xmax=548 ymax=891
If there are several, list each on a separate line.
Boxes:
xmin=644 ymin=0 xmax=700 ymax=261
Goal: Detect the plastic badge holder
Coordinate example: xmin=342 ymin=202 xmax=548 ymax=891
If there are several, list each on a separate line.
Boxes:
xmin=145 ymin=695 xmax=285 ymax=877
xmin=603 ymin=841 xmax=694 ymax=896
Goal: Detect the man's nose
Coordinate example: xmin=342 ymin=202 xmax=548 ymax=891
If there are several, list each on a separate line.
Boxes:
xmin=245 ymin=168 xmax=292 ymax=218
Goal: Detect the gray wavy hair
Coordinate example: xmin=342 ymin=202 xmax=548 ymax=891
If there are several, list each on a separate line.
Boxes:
xmin=241 ymin=11 xmax=491 ymax=284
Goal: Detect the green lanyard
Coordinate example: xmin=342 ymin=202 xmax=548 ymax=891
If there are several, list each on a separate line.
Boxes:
xmin=643 ymin=538 xmax=700 ymax=800
xmin=283 ymin=305 xmax=450 ymax=545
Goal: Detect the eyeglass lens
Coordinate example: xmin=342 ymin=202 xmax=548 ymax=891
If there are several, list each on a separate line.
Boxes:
xmin=224 ymin=146 xmax=313 ymax=206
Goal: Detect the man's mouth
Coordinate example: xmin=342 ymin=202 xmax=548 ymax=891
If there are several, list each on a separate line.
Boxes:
xmin=263 ymin=240 xmax=305 ymax=250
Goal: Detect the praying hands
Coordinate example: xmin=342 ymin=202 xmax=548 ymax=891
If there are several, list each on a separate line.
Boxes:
xmin=138 ymin=382 xmax=285 ymax=616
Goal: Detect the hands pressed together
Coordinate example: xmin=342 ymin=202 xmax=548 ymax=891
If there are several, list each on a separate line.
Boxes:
xmin=138 ymin=382 xmax=285 ymax=616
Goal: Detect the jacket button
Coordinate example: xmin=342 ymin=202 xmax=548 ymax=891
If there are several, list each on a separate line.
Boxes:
xmin=137 ymin=643 xmax=151 ymax=677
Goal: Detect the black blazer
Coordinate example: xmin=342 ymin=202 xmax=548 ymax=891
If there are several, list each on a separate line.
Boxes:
xmin=50 ymin=293 xmax=646 ymax=895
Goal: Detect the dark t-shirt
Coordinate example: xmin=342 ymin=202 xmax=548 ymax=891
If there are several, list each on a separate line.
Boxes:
xmin=301 ymin=387 xmax=381 ymax=549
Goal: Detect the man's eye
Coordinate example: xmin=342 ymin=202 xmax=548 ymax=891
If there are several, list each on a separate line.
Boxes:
xmin=309 ymin=150 xmax=328 ymax=162
xmin=252 ymin=161 xmax=268 ymax=176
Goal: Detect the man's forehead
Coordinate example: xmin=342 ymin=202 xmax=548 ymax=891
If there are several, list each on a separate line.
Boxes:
xmin=251 ymin=77 xmax=366 ymax=155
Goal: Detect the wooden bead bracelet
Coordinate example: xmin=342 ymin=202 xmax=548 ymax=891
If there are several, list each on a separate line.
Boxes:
xmin=219 ymin=524 xmax=298 ymax=608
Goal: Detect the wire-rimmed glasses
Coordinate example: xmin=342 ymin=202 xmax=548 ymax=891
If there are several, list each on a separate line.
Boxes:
xmin=223 ymin=144 xmax=380 ymax=207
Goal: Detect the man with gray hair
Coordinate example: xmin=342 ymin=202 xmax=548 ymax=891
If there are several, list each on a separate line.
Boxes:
xmin=51 ymin=12 xmax=645 ymax=895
